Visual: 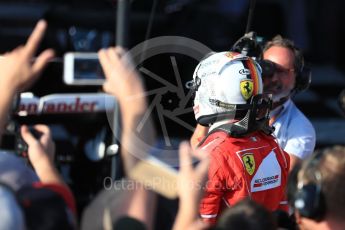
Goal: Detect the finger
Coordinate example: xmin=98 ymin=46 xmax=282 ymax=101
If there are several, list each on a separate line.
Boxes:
xmin=111 ymin=47 xmax=128 ymax=66
xmin=98 ymin=49 xmax=113 ymax=78
xmin=108 ymin=47 xmax=121 ymax=66
xmin=32 ymin=124 xmax=51 ymax=135
xmin=20 ymin=125 xmax=37 ymax=145
xmin=102 ymin=81 xmax=113 ymax=94
xmin=97 ymin=49 xmax=107 ymax=68
xmin=114 ymin=46 xmax=126 ymax=56
xmin=120 ymin=50 xmax=134 ymax=69
xmin=24 ymin=20 xmax=47 ymax=58
xmin=11 ymin=45 xmax=24 ymax=54
xmin=191 ymin=147 xmax=208 ymax=161
xmin=187 ymin=220 xmax=210 ymax=230
xmin=32 ymin=125 xmax=53 ymax=146
xmin=98 ymin=48 xmax=108 ymax=60
xmin=31 ymin=49 xmax=55 ymax=77
xmin=179 ymin=141 xmax=193 ymax=172
xmin=194 ymin=156 xmax=209 ymax=184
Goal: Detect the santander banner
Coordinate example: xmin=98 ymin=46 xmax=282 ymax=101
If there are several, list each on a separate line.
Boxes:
xmin=17 ymin=93 xmax=117 ymax=115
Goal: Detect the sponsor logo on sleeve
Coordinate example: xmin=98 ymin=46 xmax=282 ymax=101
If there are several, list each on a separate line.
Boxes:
xmin=253 ymin=175 xmax=279 ymax=188
xmin=251 ymin=151 xmax=281 ymax=192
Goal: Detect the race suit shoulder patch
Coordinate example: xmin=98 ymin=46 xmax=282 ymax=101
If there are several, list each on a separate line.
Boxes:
xmin=250 ymin=151 xmax=281 ymax=192
xmin=242 ymin=153 xmax=255 ymax=175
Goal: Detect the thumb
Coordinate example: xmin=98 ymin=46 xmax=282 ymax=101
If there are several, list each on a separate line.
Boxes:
xmin=20 ymin=125 xmax=36 ymax=145
xmin=31 ymin=49 xmax=55 ymax=77
xmin=21 ymin=125 xmax=48 ymax=165
xmin=179 ymin=141 xmax=193 ymax=172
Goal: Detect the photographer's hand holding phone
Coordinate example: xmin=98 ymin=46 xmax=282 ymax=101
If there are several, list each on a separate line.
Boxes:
xmin=21 ymin=125 xmax=55 ymax=162
xmin=20 ymin=125 xmax=63 ymax=185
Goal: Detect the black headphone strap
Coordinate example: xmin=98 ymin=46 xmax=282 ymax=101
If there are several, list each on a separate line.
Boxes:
xmin=294 ymin=150 xmax=326 ymax=221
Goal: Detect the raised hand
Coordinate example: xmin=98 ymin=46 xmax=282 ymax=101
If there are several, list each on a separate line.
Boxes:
xmin=20 ymin=124 xmax=63 ymax=185
xmin=21 ymin=125 xmax=55 ymax=163
xmin=98 ymin=47 xmax=146 ymax=115
xmin=0 ymin=20 xmax=54 ymax=94
xmin=173 ymin=141 xmax=210 ymax=230
xmin=0 ymin=20 xmax=54 ymax=141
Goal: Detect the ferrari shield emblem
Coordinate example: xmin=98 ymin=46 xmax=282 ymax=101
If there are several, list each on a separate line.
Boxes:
xmin=242 ymin=153 xmax=255 ymax=175
xmin=240 ymin=79 xmax=253 ymax=100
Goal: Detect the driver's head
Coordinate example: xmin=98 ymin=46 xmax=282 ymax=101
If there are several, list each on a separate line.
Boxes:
xmin=262 ymin=35 xmax=304 ymax=104
xmin=192 ymin=51 xmax=263 ymax=126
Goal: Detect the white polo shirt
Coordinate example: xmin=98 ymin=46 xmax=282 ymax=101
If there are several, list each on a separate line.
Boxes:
xmin=271 ymin=99 xmax=316 ymax=159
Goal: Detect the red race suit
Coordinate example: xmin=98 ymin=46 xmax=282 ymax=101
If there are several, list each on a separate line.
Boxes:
xmin=199 ymin=130 xmax=290 ymax=224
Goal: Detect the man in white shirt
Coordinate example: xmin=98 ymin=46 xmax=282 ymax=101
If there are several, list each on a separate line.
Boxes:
xmin=191 ymin=35 xmax=316 ymax=171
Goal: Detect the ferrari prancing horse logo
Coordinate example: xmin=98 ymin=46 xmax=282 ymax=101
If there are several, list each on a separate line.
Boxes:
xmin=240 ymin=79 xmax=253 ymax=100
xmin=242 ymin=153 xmax=255 ymax=175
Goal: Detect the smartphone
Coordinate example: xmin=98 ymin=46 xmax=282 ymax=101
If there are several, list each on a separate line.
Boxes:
xmin=63 ymin=52 xmax=105 ymax=85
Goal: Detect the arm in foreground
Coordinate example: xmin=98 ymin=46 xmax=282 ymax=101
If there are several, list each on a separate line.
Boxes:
xmin=0 ymin=20 xmax=54 ymax=141
xmin=172 ymin=142 xmax=210 ymax=230
xmin=99 ymin=47 xmax=157 ymax=229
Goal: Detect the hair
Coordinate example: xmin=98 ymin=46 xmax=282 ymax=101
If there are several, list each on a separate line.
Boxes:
xmin=263 ymin=35 xmax=304 ymax=74
xmin=0 ymin=182 xmax=26 ymax=230
xmin=215 ymin=198 xmax=277 ymax=230
xmin=299 ymin=145 xmax=345 ymax=221
xmin=17 ymin=186 xmax=75 ymax=230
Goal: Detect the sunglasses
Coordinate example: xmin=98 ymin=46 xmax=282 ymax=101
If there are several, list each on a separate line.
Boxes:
xmin=258 ymin=60 xmax=294 ymax=78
